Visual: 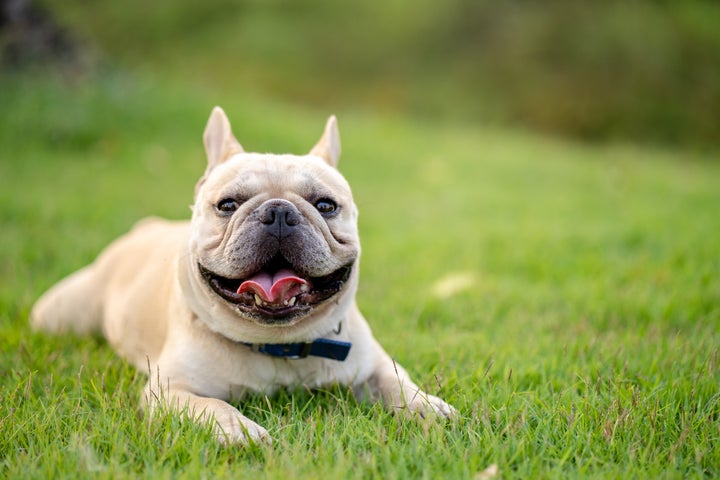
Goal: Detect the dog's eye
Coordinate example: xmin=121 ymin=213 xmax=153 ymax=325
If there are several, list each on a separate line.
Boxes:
xmin=216 ymin=199 xmax=239 ymax=214
xmin=315 ymin=199 xmax=337 ymax=216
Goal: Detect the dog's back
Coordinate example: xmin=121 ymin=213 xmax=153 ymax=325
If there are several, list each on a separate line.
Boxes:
xmin=30 ymin=217 xmax=188 ymax=365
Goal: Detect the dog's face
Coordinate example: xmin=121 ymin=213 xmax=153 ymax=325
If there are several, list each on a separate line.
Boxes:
xmin=184 ymin=108 xmax=360 ymax=341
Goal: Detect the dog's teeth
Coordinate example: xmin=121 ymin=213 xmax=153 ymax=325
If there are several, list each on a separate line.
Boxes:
xmin=288 ymin=296 xmax=297 ymax=306
xmin=300 ymin=284 xmax=309 ymax=293
xmin=254 ymin=294 xmax=262 ymax=306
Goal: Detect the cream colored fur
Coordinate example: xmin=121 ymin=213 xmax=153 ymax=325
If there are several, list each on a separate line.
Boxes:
xmin=31 ymin=107 xmax=455 ymax=444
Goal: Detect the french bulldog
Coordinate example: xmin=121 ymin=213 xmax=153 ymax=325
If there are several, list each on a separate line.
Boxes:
xmin=30 ymin=107 xmax=455 ymax=444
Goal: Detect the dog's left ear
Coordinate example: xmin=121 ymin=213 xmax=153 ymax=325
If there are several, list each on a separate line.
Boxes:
xmin=203 ymin=106 xmax=244 ymax=168
xmin=309 ymin=115 xmax=341 ymax=167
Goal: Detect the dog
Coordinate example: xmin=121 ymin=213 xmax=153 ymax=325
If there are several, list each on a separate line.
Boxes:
xmin=30 ymin=107 xmax=455 ymax=444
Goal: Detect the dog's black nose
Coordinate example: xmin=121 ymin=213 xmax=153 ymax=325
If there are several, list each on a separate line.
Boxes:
xmin=258 ymin=199 xmax=301 ymax=238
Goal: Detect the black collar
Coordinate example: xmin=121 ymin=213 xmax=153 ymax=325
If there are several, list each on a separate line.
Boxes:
xmin=240 ymin=323 xmax=351 ymax=362
xmin=241 ymin=338 xmax=351 ymax=361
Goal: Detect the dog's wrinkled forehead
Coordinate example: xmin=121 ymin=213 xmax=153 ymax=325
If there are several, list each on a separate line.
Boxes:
xmin=196 ymin=107 xmax=349 ymax=204
xmin=199 ymin=153 xmax=353 ymax=203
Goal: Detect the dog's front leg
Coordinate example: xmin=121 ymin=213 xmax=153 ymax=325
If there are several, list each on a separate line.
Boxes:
xmin=362 ymin=353 xmax=457 ymax=420
xmin=143 ymin=381 xmax=271 ymax=445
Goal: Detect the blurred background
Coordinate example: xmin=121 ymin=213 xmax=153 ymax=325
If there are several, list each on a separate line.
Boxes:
xmin=3 ymin=0 xmax=720 ymax=149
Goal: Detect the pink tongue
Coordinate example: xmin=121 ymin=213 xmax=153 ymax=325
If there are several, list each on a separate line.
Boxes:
xmin=237 ymin=268 xmax=309 ymax=304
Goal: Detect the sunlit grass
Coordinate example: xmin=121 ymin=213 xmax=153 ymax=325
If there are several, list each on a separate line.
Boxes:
xmin=1 ymin=71 xmax=719 ymax=478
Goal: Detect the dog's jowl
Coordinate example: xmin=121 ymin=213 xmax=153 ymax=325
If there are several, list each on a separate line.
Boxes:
xmin=31 ymin=107 xmax=455 ymax=444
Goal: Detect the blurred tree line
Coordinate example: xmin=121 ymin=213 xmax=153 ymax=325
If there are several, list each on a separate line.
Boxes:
xmin=5 ymin=0 xmax=720 ymax=147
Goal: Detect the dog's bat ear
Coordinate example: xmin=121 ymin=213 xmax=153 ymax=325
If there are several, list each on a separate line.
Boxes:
xmin=203 ymin=106 xmax=244 ymax=167
xmin=309 ymin=115 xmax=341 ymax=167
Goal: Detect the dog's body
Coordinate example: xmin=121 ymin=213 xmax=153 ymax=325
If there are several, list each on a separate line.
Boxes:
xmin=31 ymin=107 xmax=454 ymax=443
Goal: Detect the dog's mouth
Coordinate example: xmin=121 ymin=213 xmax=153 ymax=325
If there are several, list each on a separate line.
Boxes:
xmin=199 ymin=257 xmax=353 ymax=323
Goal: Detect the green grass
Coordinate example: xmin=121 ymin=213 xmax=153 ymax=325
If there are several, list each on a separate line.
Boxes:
xmin=41 ymin=0 xmax=720 ymax=146
xmin=1 ymin=70 xmax=719 ymax=478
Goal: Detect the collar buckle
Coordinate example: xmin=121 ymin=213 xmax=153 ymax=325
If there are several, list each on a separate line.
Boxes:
xmin=298 ymin=342 xmax=313 ymax=358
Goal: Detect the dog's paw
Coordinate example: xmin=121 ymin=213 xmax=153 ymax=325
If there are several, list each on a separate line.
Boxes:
xmin=404 ymin=391 xmax=457 ymax=420
xmin=211 ymin=407 xmax=272 ymax=445
xmin=146 ymin=385 xmax=272 ymax=446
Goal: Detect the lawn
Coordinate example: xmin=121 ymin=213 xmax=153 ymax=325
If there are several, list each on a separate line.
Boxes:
xmin=1 ymin=70 xmax=719 ymax=478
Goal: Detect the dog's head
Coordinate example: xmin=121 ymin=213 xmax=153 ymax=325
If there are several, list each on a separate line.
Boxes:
xmin=184 ymin=107 xmax=360 ymax=342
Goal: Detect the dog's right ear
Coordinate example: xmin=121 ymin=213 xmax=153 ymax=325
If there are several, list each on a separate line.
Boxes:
xmin=203 ymin=106 xmax=244 ymax=168
xmin=196 ymin=107 xmax=244 ymax=199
